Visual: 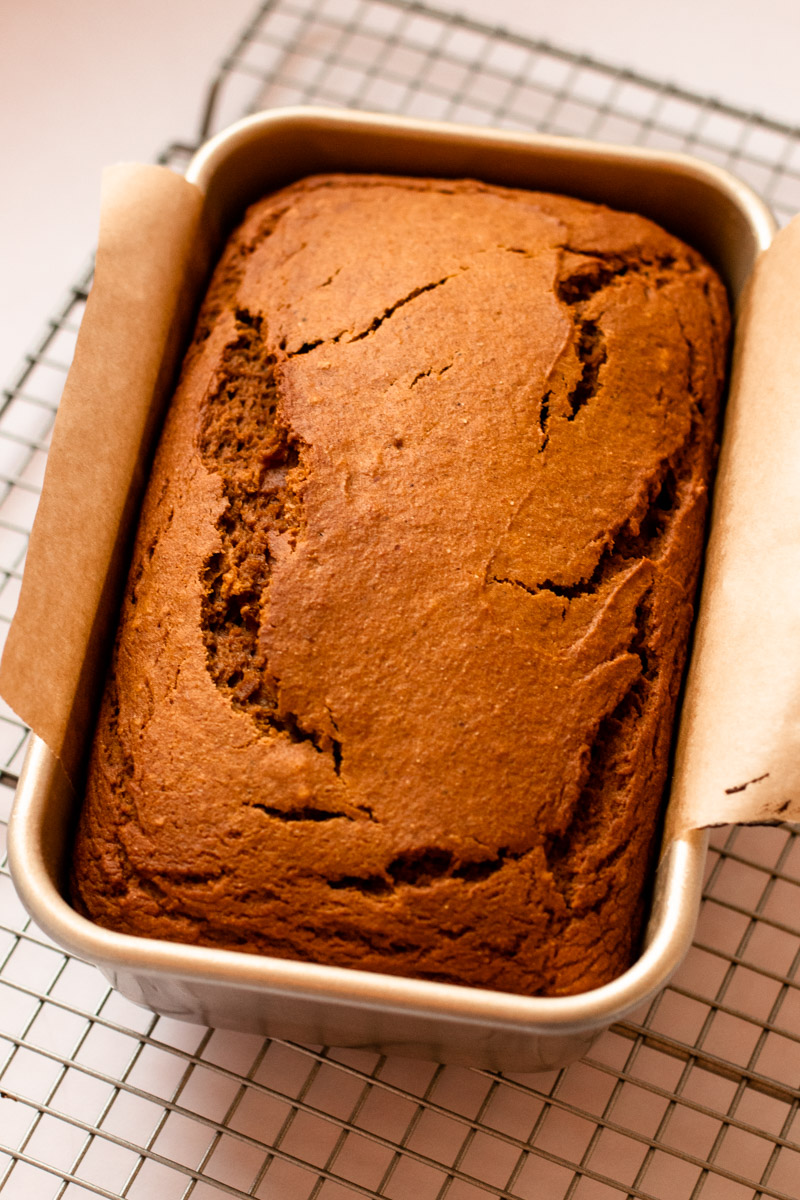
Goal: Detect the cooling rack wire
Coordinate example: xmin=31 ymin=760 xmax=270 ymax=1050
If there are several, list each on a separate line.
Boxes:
xmin=2 ymin=1 xmax=800 ymax=1196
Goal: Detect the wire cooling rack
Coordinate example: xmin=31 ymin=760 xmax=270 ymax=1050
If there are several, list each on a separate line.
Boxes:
xmin=2 ymin=1 xmax=800 ymax=1197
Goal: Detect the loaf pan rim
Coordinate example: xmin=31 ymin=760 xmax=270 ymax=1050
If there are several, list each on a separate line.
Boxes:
xmin=6 ymin=105 xmax=775 ymax=1055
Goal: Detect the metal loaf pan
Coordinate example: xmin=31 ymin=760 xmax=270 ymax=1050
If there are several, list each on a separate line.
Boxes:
xmin=8 ymin=108 xmax=776 ymax=1072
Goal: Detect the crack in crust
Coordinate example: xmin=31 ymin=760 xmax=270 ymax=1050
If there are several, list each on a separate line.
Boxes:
xmin=286 ymin=272 xmax=461 ymax=356
xmin=545 ymin=608 xmax=655 ymax=907
xmin=198 ymin=308 xmax=343 ymax=772
xmin=492 ymin=433 xmax=696 ymax=604
xmin=568 ymin=319 xmax=606 ymax=421
xmin=328 ymin=845 xmax=510 ymax=897
xmin=194 ymin=210 xmax=288 ymax=346
xmin=544 ymin=247 xmax=689 ymax=441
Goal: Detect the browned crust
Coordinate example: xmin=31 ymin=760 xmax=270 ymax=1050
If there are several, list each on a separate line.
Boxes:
xmin=72 ymin=175 xmax=730 ymax=996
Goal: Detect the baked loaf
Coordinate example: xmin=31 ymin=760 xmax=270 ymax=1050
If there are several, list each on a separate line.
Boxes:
xmin=73 ymin=175 xmax=730 ymax=996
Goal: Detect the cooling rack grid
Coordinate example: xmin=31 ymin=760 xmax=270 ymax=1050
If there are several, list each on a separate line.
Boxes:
xmin=2 ymin=1 xmax=800 ymax=1197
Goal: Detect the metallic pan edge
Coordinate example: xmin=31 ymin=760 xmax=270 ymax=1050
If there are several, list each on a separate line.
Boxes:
xmin=8 ymin=108 xmax=776 ymax=1071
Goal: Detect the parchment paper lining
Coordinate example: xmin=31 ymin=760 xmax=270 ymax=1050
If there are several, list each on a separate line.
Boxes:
xmin=0 ymin=165 xmax=205 ymax=780
xmin=667 ymin=214 xmax=800 ymax=839
xmin=1 ymin=163 xmax=798 ymax=836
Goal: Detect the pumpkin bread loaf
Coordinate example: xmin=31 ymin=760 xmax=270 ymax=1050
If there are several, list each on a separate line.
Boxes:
xmin=72 ymin=175 xmax=730 ymax=996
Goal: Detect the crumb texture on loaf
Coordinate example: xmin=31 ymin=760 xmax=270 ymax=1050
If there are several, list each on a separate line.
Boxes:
xmin=73 ymin=175 xmax=729 ymax=996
